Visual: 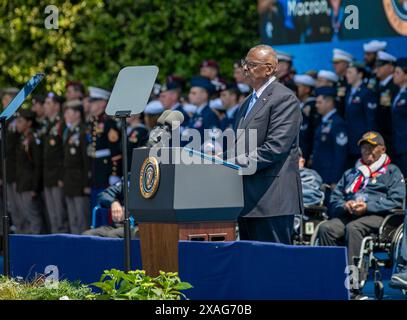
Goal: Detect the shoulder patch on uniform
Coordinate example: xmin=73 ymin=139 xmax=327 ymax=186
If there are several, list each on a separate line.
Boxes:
xmin=336 ymin=132 xmax=348 ymax=146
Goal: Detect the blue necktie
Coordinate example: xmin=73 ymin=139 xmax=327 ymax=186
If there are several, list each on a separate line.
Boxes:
xmin=245 ymin=93 xmax=258 ymax=118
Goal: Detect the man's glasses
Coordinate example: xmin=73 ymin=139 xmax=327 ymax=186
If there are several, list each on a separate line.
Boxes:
xmin=240 ymin=59 xmax=273 ymax=69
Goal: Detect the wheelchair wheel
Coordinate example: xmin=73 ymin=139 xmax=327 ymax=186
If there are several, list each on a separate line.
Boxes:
xmin=309 ymin=220 xmax=327 ymax=246
xmin=391 ymin=224 xmax=404 ymax=271
xmin=374 ymin=281 xmax=384 ymax=300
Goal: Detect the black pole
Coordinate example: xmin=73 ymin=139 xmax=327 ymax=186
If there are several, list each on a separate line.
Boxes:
xmin=1 ymin=116 xmax=10 ymax=276
xmin=116 ymin=111 xmax=131 ymax=272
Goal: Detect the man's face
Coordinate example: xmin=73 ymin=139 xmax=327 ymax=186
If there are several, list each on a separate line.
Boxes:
xmin=361 ymin=143 xmax=385 ymax=165
xmin=364 ymin=52 xmax=376 ymax=66
xmin=1 ymin=93 xmax=14 ymax=108
xmin=333 ymin=61 xmax=348 ymax=76
xmin=90 ymin=99 xmax=107 ymax=116
xmin=296 ymin=84 xmax=311 ymax=98
xmin=200 ymin=67 xmax=217 ymax=80
xmin=346 ymin=67 xmax=361 ymax=86
xmin=159 ymin=90 xmax=178 ymax=109
xmin=188 ymin=87 xmax=208 ymax=106
xmin=316 ymin=78 xmax=334 ymax=88
xmin=31 ymin=101 xmax=44 ymax=118
xmin=16 ymin=117 xmax=31 ymax=133
xmin=66 ymin=85 xmax=82 ymax=101
xmin=243 ymin=48 xmax=276 ymax=89
xmin=220 ymin=90 xmax=237 ymax=109
xmin=276 ymin=61 xmax=290 ymax=78
xmin=44 ymin=97 xmax=58 ymax=118
xmin=233 ymin=66 xmax=246 ymax=83
xmin=376 ymin=63 xmax=394 ymax=80
xmin=315 ymin=95 xmax=333 ymax=116
xmin=393 ymin=67 xmax=407 ymax=87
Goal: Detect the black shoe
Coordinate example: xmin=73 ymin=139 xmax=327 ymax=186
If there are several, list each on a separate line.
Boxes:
xmin=350 ymin=289 xmax=369 ymax=300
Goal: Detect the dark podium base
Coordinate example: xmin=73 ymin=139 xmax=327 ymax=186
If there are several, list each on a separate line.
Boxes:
xmin=138 ymin=221 xmax=236 ymax=276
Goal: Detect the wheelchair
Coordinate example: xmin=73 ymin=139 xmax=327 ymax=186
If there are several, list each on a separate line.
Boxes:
xmin=293 ymin=204 xmax=328 ymax=245
xmin=311 ymin=209 xmax=405 ymax=300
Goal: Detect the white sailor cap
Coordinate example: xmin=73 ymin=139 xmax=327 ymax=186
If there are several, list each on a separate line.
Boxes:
xmin=317 ymin=70 xmax=339 ymax=83
xmin=332 ymin=48 xmax=353 ymax=63
xmin=363 ymin=40 xmax=387 ymax=53
xmin=376 ymin=50 xmax=397 ymax=64
xmin=293 ymin=74 xmax=316 ymax=87
xmin=276 ymin=51 xmax=293 ymax=62
xmin=144 ymin=100 xmax=164 ymax=115
xmin=88 ymin=86 xmax=111 ymax=101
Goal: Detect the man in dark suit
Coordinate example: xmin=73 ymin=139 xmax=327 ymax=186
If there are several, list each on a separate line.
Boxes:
xmin=229 ymin=44 xmax=303 ymax=244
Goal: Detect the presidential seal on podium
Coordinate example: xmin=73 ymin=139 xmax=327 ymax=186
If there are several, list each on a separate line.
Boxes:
xmin=139 ymin=156 xmax=160 ymax=199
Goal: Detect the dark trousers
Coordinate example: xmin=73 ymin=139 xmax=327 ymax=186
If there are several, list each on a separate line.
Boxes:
xmin=318 ymin=214 xmax=384 ymax=265
xmin=238 ymin=215 xmax=294 ymax=244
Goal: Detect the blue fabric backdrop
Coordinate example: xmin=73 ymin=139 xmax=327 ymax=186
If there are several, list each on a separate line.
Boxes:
xmin=8 ymin=234 xmax=349 ymax=300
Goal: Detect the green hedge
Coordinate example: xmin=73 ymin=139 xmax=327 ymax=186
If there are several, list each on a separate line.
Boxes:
xmin=0 ymin=0 xmax=258 ymax=94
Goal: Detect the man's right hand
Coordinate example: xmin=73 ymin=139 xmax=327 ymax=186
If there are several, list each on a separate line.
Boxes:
xmin=111 ymin=201 xmax=124 ymax=223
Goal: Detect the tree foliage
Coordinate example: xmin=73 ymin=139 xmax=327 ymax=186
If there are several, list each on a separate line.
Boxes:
xmin=0 ymin=0 xmax=258 ymax=94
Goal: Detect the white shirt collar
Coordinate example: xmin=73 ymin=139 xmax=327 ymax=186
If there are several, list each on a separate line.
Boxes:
xmin=253 ymin=76 xmax=276 ymax=99
xmin=170 ymin=102 xmax=180 ymax=110
xmin=380 ymin=74 xmax=393 ymax=87
xmin=226 ymin=104 xmax=239 ymax=118
xmin=322 ymin=109 xmax=337 ymax=123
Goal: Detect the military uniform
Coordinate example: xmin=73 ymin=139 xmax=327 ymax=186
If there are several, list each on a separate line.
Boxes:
xmin=344 ymin=83 xmax=378 ymax=161
xmin=43 ymin=115 xmax=69 ymax=233
xmin=312 ymin=109 xmax=348 ymax=185
xmin=299 ymin=96 xmax=320 ymax=162
xmin=376 ymin=76 xmax=398 ymax=155
xmin=335 ymin=76 xmax=349 ymax=117
xmin=63 ymin=121 xmax=91 ymax=234
xmin=392 ymin=86 xmax=407 ymax=178
xmin=220 ymin=104 xmax=239 ymax=131
xmin=88 ymin=113 xmax=122 ymax=208
xmin=15 ymin=121 xmax=44 ymax=234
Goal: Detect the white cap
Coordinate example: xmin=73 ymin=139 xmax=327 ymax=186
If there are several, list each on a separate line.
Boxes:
xmin=317 ymin=70 xmax=339 ymax=83
xmin=183 ymin=103 xmax=198 ymax=114
xmin=88 ymin=86 xmax=111 ymax=100
xmin=377 ymin=50 xmax=397 ymax=63
xmin=363 ymin=40 xmax=387 ymax=53
xmin=276 ymin=51 xmax=293 ymax=62
xmin=144 ymin=100 xmax=164 ymax=114
xmin=293 ymin=74 xmax=316 ymax=87
xmin=332 ymin=48 xmax=353 ymax=63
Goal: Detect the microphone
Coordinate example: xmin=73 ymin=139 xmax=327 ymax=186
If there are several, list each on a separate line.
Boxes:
xmin=163 ymin=110 xmax=184 ymax=129
xmin=147 ymin=110 xmax=183 ymax=147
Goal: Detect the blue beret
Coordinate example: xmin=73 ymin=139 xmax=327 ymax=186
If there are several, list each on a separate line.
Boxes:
xmin=190 ymin=76 xmax=216 ymax=94
xmin=315 ymin=86 xmax=337 ymax=98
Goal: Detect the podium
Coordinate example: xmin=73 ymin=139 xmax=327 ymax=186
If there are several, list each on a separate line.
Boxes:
xmin=129 ymin=147 xmax=243 ymax=275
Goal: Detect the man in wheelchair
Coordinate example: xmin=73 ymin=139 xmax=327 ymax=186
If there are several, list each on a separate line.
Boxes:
xmin=317 ymin=131 xmax=406 ymax=297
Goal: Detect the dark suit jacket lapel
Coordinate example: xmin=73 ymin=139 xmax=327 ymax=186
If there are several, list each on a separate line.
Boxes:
xmin=234 ymin=94 xmax=252 ymax=131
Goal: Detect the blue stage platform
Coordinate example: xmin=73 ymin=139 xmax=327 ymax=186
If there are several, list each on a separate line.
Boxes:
xmin=8 ymin=234 xmax=350 ymax=300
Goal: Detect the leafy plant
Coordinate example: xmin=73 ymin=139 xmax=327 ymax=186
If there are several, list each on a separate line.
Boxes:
xmin=0 ymin=275 xmax=92 ymax=300
xmin=89 ymin=269 xmax=193 ymax=300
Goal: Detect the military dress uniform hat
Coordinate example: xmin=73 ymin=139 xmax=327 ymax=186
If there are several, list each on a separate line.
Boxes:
xmin=88 ymin=86 xmax=111 ymax=101
xmin=190 ymin=76 xmax=216 ymax=95
xmin=363 ymin=40 xmax=387 ymax=53
xmin=357 ymin=131 xmax=385 ymax=146
xmin=200 ymin=60 xmax=219 ymax=71
xmin=317 ymin=70 xmax=339 ymax=83
xmin=332 ymin=48 xmax=353 ymax=63
xmin=160 ymin=81 xmax=182 ymax=93
xmin=1 ymin=87 xmax=19 ymax=97
xmin=294 ymin=74 xmax=316 ymax=87
xmin=375 ymin=51 xmax=397 ymax=66
xmin=395 ymin=57 xmax=407 ymax=73
xmin=315 ymin=86 xmax=337 ymax=98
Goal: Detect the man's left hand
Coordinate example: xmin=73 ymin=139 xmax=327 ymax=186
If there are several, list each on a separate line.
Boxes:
xmin=353 ymin=202 xmax=367 ymax=216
